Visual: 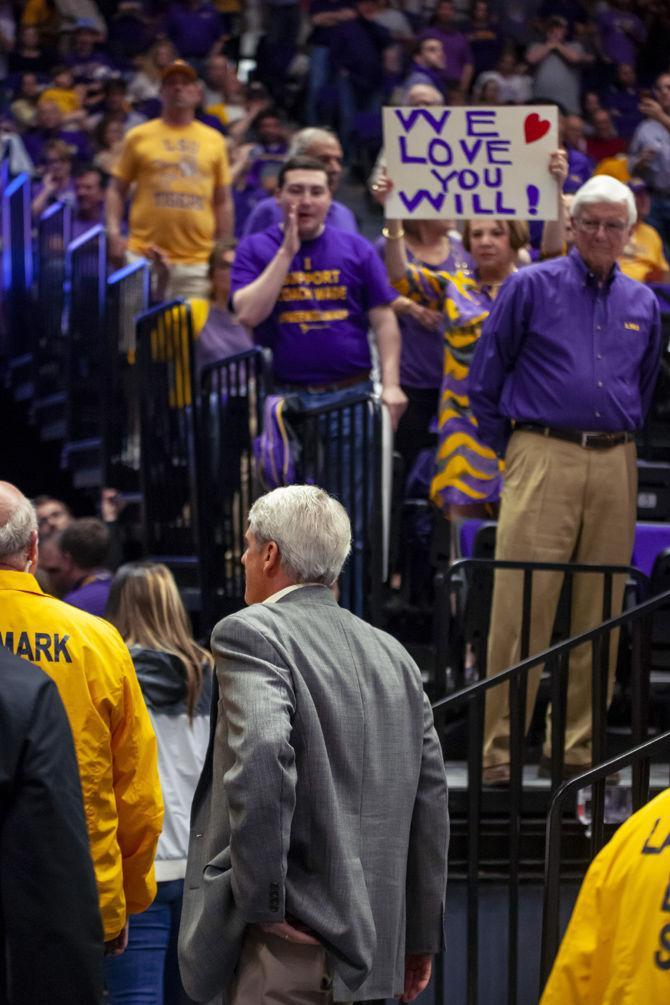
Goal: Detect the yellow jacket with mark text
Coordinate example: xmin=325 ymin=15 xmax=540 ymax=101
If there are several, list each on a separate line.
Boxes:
xmin=541 ymin=787 xmax=670 ymax=1004
xmin=0 ymin=570 xmax=164 ymax=940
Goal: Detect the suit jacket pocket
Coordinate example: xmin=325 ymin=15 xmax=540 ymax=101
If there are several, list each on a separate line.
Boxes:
xmin=178 ymin=846 xmax=246 ymax=1003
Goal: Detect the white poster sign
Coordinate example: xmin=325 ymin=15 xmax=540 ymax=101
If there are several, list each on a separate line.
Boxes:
xmin=383 ymin=105 xmax=559 ymax=220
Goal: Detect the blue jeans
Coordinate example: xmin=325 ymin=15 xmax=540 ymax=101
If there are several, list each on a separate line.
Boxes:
xmin=647 ymin=194 xmax=670 ymax=260
xmin=336 ymin=73 xmax=383 ymax=161
xmin=306 ymin=45 xmax=331 ymax=125
xmin=104 ymin=879 xmax=193 ymax=1005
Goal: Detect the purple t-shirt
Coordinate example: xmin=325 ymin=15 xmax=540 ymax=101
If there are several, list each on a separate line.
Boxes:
xmin=63 ymin=574 xmax=112 ymax=619
xmin=597 ymin=9 xmax=645 ymax=66
xmin=242 ymin=197 xmax=357 ymax=237
xmin=310 ymin=1 xmax=355 ymax=47
xmin=232 ymin=224 xmax=396 ymax=383
xmin=196 ymin=305 xmax=253 ymax=378
xmin=25 ymin=128 xmax=92 ymax=165
xmin=424 ymin=27 xmax=473 ymax=84
xmin=71 ymin=207 xmax=106 ymax=240
xmin=166 ymin=2 xmax=228 ymax=59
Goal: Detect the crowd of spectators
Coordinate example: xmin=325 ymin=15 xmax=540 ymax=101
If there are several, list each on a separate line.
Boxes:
xmin=0 ymin=3 xmax=666 ymax=235
xmin=4 ymin=6 xmax=670 ymax=1002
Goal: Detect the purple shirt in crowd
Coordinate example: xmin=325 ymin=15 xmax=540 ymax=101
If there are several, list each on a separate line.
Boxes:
xmin=165 ymin=2 xmax=229 ymax=59
xmin=62 ymin=573 xmax=112 ymax=619
xmin=469 ymin=248 xmax=662 ymax=455
xmin=423 ymin=27 xmax=473 ymax=84
xmin=242 ymin=196 xmax=357 ymax=237
xmin=195 ymin=305 xmax=253 ymax=378
xmin=231 ymin=224 xmax=396 ymax=383
xmin=309 ymin=1 xmax=355 ymax=47
xmin=25 ymin=128 xmax=92 ymax=166
xmin=597 ymin=9 xmax=645 ymax=66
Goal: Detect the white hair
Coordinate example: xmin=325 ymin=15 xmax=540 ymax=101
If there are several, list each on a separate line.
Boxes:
xmin=571 ymin=175 xmax=637 ymax=226
xmin=0 ymin=495 xmax=37 ymax=559
xmin=405 ymin=83 xmax=444 ymax=106
xmin=248 ymin=485 xmax=351 ymax=586
xmin=288 ymin=128 xmax=340 ymax=158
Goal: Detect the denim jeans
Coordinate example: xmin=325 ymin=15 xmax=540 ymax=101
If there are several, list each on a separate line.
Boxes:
xmin=104 ymin=879 xmax=193 ymax=1005
xmin=647 ymin=194 xmax=670 ymax=260
xmin=306 ymin=45 xmax=332 ymax=125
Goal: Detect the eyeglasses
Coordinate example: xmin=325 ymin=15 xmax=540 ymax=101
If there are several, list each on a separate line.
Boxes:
xmin=576 ymin=218 xmax=628 ymax=235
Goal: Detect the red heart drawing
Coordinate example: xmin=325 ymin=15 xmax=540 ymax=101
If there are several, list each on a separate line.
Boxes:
xmin=524 ymin=112 xmax=551 ymax=144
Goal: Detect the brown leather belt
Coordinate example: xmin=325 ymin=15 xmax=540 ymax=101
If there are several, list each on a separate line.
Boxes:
xmin=280 ymin=371 xmax=371 ymax=394
xmin=513 ymin=422 xmax=635 ymax=450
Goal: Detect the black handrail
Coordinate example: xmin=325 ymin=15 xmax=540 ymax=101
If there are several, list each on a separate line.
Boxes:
xmin=196 ymin=347 xmax=273 ymax=633
xmin=434 ymin=557 xmax=648 ymax=700
xmin=431 ymin=583 xmax=668 ymax=1005
xmin=103 ymin=260 xmax=150 ymax=486
xmin=136 ymin=299 xmax=199 ymax=559
xmin=540 ymin=729 xmax=670 ymax=995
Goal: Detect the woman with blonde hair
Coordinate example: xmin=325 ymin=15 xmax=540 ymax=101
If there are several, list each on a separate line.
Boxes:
xmin=104 ymin=561 xmax=213 ymax=1005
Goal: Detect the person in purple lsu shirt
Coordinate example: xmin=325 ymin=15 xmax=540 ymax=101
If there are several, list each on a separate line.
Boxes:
xmin=232 ymin=156 xmax=406 ymax=617
xmin=469 ymin=174 xmax=662 ymax=786
xmin=231 ymin=155 xmax=405 ymax=424
xmin=43 ymin=517 xmax=113 ymax=618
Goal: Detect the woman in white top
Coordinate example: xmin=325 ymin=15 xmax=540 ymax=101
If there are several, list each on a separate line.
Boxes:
xmin=104 ymin=562 xmax=213 ymax=1005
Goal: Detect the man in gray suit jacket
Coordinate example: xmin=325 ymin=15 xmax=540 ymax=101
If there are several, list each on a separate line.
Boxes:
xmin=179 ymin=485 xmax=449 ymax=1003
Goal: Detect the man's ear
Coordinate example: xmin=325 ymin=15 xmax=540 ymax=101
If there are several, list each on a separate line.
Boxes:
xmin=26 ymin=530 xmax=39 ymax=573
xmin=263 ymin=539 xmax=282 ymax=575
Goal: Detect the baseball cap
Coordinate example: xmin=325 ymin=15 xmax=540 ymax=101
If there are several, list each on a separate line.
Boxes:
xmin=161 ymin=59 xmax=197 ymax=83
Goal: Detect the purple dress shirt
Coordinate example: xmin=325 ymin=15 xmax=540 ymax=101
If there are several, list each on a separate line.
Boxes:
xmin=242 ymin=197 xmax=357 ymax=237
xmin=469 ymin=248 xmax=662 ymax=455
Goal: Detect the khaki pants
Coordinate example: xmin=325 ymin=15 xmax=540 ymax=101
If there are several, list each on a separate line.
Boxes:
xmin=225 ymin=929 xmax=351 ymax=1005
xmin=126 ymin=252 xmax=210 ymax=301
xmin=483 ymin=432 xmax=637 ymax=768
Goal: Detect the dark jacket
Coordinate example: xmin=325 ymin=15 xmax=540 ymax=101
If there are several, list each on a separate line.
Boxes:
xmin=0 ymin=647 xmax=104 ymax=1004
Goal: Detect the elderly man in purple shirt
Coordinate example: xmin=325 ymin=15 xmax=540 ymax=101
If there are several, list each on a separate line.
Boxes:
xmin=242 ymin=127 xmax=357 ymax=236
xmin=469 ymin=175 xmax=662 ymax=785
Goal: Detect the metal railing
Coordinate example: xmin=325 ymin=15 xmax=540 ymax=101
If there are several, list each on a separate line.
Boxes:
xmin=431 ymin=573 xmax=662 ymax=1005
xmin=434 ymin=557 xmax=648 ymax=699
xmin=2 ymin=172 xmax=32 ymax=361
xmin=197 ymin=347 xmax=273 ymax=632
xmin=287 ymin=392 xmax=384 ymax=623
xmin=540 ymin=728 xmax=670 ymax=996
xmin=34 ymin=201 xmax=71 ymax=408
xmin=103 ymin=260 xmax=150 ymax=486
xmin=65 ymin=225 xmax=106 ymax=443
xmin=136 ymin=299 xmax=199 ymax=560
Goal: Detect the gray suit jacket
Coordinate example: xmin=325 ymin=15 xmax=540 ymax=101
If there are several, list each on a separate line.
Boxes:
xmin=178 ymin=586 xmax=449 ymax=1002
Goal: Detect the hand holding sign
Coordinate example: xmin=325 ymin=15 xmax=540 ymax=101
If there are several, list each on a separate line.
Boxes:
xmin=383 ymin=105 xmax=559 ymax=220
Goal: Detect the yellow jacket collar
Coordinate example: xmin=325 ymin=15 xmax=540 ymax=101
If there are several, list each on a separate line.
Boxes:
xmin=0 ymin=570 xmax=45 ymax=595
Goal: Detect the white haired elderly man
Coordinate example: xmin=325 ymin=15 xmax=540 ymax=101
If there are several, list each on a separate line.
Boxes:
xmin=178 ymin=484 xmax=449 ymax=1005
xmin=242 ymin=127 xmax=356 ymax=235
xmin=469 ymin=175 xmax=663 ymax=784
